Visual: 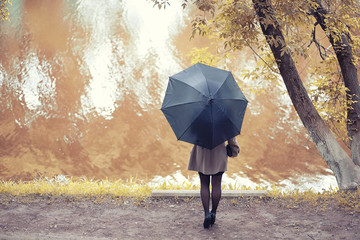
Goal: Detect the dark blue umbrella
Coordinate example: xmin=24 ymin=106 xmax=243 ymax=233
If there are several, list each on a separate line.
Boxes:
xmin=161 ymin=63 xmax=248 ymax=149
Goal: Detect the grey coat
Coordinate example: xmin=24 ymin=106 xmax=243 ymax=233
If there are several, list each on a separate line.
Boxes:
xmin=187 ymin=137 xmax=240 ymax=175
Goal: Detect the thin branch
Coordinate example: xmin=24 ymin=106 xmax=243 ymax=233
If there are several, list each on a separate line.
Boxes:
xmin=246 ymin=43 xmax=280 ymax=74
xmin=307 ymin=22 xmax=329 ymax=60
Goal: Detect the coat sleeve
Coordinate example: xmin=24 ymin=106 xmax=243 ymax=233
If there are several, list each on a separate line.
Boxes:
xmin=227 ymin=137 xmax=240 ymax=157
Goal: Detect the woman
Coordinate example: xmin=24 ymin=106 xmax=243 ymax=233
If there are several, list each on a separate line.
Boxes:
xmin=188 ymin=137 xmax=240 ymax=229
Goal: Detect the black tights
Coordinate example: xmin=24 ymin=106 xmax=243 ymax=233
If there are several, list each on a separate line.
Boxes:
xmin=199 ymin=172 xmax=223 ymax=217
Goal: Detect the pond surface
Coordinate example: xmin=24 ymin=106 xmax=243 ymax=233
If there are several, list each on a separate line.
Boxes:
xmin=0 ymin=0 xmax=336 ymax=191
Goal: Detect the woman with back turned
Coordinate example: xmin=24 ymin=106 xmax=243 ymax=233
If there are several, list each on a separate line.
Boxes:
xmin=188 ymin=137 xmax=240 ymax=229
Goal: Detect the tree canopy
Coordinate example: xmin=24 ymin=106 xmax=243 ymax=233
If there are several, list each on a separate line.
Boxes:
xmin=156 ymin=0 xmax=360 ymax=146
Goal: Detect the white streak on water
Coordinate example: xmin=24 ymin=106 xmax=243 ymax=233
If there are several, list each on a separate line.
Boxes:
xmin=19 ymin=53 xmax=56 ymax=123
xmin=74 ymin=0 xmax=125 ymax=119
xmin=150 ymin=170 xmax=338 ymax=193
xmin=122 ymin=0 xmax=188 ymax=107
xmin=21 ymin=53 xmax=42 ymax=110
xmin=75 ymin=0 xmax=189 ymax=118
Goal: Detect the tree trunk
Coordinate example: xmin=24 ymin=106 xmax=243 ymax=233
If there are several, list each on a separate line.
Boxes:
xmin=252 ymin=0 xmax=360 ymax=189
xmin=311 ymin=0 xmax=360 ymax=167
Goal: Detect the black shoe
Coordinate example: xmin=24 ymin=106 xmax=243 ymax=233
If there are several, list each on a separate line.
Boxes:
xmin=203 ymin=214 xmax=212 ymax=229
xmin=210 ymin=212 xmax=216 ymax=225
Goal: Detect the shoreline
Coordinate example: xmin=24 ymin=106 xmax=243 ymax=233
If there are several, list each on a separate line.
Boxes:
xmin=151 ymin=189 xmax=268 ymax=197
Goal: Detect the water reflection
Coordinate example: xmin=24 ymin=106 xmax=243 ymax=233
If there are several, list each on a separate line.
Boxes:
xmin=0 ymin=0 xmax=336 ymax=190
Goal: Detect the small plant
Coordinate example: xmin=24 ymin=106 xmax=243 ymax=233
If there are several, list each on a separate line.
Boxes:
xmin=231 ymin=198 xmax=239 ymax=205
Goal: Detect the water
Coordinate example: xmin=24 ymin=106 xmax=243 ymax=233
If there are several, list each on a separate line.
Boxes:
xmin=0 ymin=0 xmax=336 ymax=191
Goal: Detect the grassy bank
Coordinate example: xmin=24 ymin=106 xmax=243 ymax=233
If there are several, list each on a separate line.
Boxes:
xmin=0 ymin=176 xmax=359 ymax=212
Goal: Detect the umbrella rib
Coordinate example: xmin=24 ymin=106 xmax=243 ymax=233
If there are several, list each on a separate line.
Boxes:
xmin=176 ymin=106 xmax=207 ymax=141
xmin=197 ymin=65 xmax=212 ymax=98
xmin=171 ymin=78 xmax=208 ymax=98
xmin=212 ymin=100 xmax=247 ymax=131
xmin=213 ymin=71 xmax=232 ymax=97
xmin=215 ymin=97 xmax=247 ymax=101
xmin=197 ymin=63 xmax=232 ymax=98
xmin=161 ymin=100 xmax=205 ymax=109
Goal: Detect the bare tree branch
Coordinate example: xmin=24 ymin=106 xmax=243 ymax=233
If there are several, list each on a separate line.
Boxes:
xmin=307 ymin=22 xmax=329 ymax=60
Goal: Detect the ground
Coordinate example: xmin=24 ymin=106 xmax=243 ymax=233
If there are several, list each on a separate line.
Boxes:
xmin=0 ymin=194 xmax=359 ymax=240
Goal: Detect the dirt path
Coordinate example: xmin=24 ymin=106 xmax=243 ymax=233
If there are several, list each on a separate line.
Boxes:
xmin=0 ymin=195 xmax=359 ymax=239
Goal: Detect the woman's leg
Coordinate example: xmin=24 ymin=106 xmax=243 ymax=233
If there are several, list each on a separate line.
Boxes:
xmin=211 ymin=172 xmax=223 ymax=214
xmin=198 ymin=172 xmax=211 ymax=217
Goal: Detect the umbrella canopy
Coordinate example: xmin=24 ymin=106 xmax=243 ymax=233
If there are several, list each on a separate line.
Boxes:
xmin=161 ymin=63 xmax=248 ymax=149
